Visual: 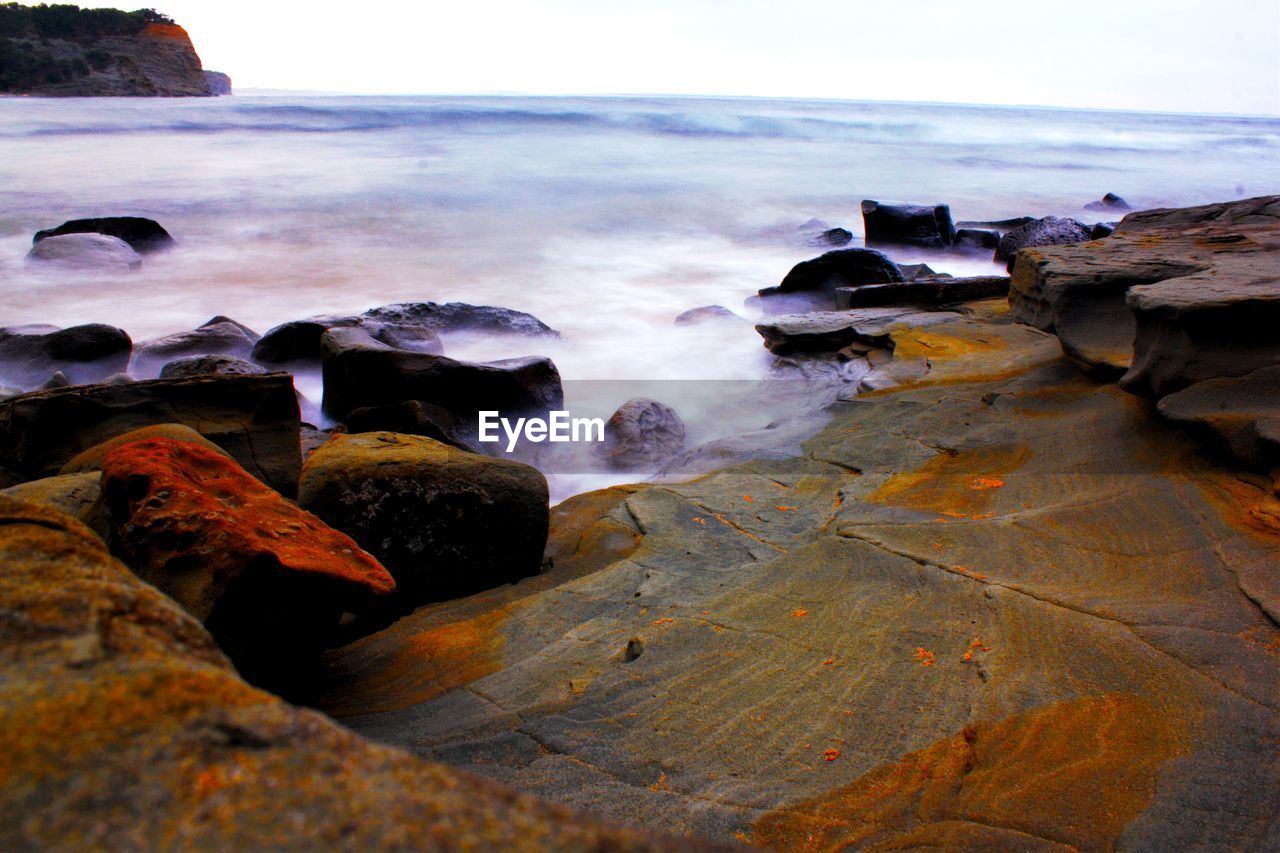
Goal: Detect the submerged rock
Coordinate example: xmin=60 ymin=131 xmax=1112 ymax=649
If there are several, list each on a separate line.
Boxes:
xmin=995 ymin=216 xmax=1092 ymax=271
xmin=363 ymin=302 xmax=560 ymax=338
xmin=861 ymin=200 xmax=957 ymax=249
xmin=100 ymin=437 xmax=394 ymax=697
xmin=605 ymin=398 xmax=687 ymax=470
xmin=298 ymin=432 xmax=549 ymax=607
xmin=132 ymin=316 xmax=260 ymax=376
xmin=0 ymin=323 xmax=132 ymax=389
xmin=1084 ymin=192 xmax=1132 ymax=213
xmin=953 ymin=227 xmax=1001 ymax=252
xmin=25 ymin=233 xmax=142 ymax=271
xmin=34 ymin=216 xmax=175 ymax=253
xmin=674 ymin=305 xmax=744 ymax=326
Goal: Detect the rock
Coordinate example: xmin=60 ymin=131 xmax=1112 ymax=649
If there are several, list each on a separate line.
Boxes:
xmin=132 ymin=317 xmax=260 ymax=376
xmin=0 ymin=495 xmax=685 ymax=850
xmin=40 ymin=371 xmax=71 ymax=390
xmin=159 ymin=354 xmax=266 ymax=379
xmin=100 ymin=437 xmax=394 ymax=697
xmin=251 ymin=315 xmax=444 ymax=366
xmin=367 ymin=322 xmax=445 ymax=354
xmin=836 ymin=276 xmax=1010 ymax=309
xmin=298 ymin=432 xmax=549 ymax=607
xmin=1090 ymin=222 xmax=1117 ymax=240
xmin=363 ymin=302 xmax=559 ymax=338
xmin=755 ymin=308 xmax=959 ymax=355
xmin=25 ymin=233 xmax=141 ymax=271
xmin=1157 ymin=366 xmax=1280 ymax=470
xmin=343 ymin=400 xmax=484 ymax=453
xmin=1084 ymin=192 xmax=1132 ymax=213
xmin=1 ymin=471 xmax=104 ymax=534
xmin=320 ymin=326 xmax=563 ymax=422
xmin=995 ymin=217 xmax=1092 ymax=271
xmin=762 ymin=249 xmax=904 ymax=312
xmin=897 ymin=263 xmax=943 ymax=282
xmin=33 ymin=216 xmax=174 ymax=253
xmin=956 ymin=215 xmax=1037 ymax=230
xmin=861 ymin=200 xmax=957 ymax=249
xmin=954 ymin=228 xmax=1001 ymax=251
xmin=0 ymin=374 xmax=301 ymax=496
xmin=203 ymin=69 xmax=231 ymax=95
xmin=674 ymin=305 xmax=744 ymax=326
xmin=0 ymin=386 xmax=19 ymax=402
xmin=605 ymin=398 xmax=687 ymax=470
xmin=100 ymin=372 xmax=134 ymax=385
xmin=0 ymin=323 xmax=132 ymax=388
xmin=60 ymin=423 xmax=232 ymax=473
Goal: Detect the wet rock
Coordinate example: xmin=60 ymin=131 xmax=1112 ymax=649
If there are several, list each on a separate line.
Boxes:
xmin=298 ymin=432 xmax=549 ymax=607
xmin=755 ymin=307 xmax=959 ymax=355
xmin=836 ymin=276 xmax=1010 ymax=309
xmin=0 ymin=374 xmax=301 ymax=495
xmin=995 ymin=216 xmax=1092 ymax=271
xmin=861 ymin=200 xmax=957 ymax=249
xmin=100 ymin=437 xmax=394 ymax=697
xmin=605 ymin=398 xmax=687 ymax=470
xmin=1 ymin=471 xmax=104 ymax=534
xmin=34 ymin=216 xmax=175 ymax=254
xmin=761 ymin=248 xmax=904 ymax=312
xmin=60 ymin=423 xmax=232 ymax=474
xmin=100 ymin=372 xmax=134 ymax=385
xmin=897 ymin=263 xmax=943 ymax=281
xmin=362 ymin=302 xmax=559 ymax=338
xmin=1157 ymin=366 xmax=1280 ymax=470
xmin=367 ymin=322 xmax=445 ymax=354
xmin=674 ymin=305 xmax=744 ymax=326
xmin=954 ymin=228 xmax=1001 ymax=252
xmin=320 ymin=326 xmax=563 ymax=422
xmin=132 ymin=317 xmax=260 ymax=376
xmin=159 ymin=354 xmax=267 ymax=379
xmin=1084 ymin=192 xmax=1132 ymax=213
xmin=956 ymin=215 xmax=1037 ymax=231
xmin=40 ymin=371 xmax=71 ymax=390
xmin=0 ymin=323 xmax=132 ymax=388
xmin=343 ymin=399 xmax=483 ymax=453
xmin=1090 ymin=222 xmax=1117 ymax=240
xmin=25 ymin=233 xmax=142 ymax=271
xmin=251 ymin=314 xmax=445 ymax=366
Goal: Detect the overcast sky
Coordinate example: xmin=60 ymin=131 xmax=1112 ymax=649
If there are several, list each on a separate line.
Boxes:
xmin=160 ymin=0 xmax=1280 ymax=115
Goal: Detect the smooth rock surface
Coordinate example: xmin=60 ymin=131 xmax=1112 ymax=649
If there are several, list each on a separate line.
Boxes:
xmin=761 ymin=248 xmax=904 ymax=312
xmin=756 ymin=308 xmax=959 ymax=355
xmin=25 ymin=233 xmax=141 ymax=271
xmin=836 ymin=275 xmax=1010 ymax=309
xmin=60 ymin=422 xmax=231 ymax=473
xmin=1156 ymin=365 xmax=1280 ymax=471
xmin=132 ymin=317 xmax=260 ymax=376
xmin=861 ymin=200 xmax=956 ymax=249
xmin=34 ymin=216 xmax=174 ymax=253
xmin=605 ymin=398 xmax=687 ymax=470
xmin=0 ymin=323 xmax=131 ymax=388
xmin=0 ymin=471 xmax=103 ymax=534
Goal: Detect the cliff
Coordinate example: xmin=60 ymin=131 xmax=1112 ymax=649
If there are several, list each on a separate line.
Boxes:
xmin=0 ymin=4 xmax=220 ymax=96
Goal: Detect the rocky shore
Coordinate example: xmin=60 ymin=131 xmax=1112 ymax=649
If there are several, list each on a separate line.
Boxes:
xmin=2 ymin=195 xmax=1278 ymax=848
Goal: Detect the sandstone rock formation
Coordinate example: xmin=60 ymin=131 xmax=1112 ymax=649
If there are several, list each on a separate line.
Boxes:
xmin=60 ymin=422 xmax=232 ymax=473
xmin=755 ymin=307 xmax=960 ymax=355
xmin=1 ymin=471 xmax=104 ymax=534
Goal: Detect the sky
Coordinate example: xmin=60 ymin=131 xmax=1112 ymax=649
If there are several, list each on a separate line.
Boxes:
xmin=157 ymin=0 xmax=1280 ymax=115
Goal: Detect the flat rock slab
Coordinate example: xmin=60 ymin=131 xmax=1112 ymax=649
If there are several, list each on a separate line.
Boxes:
xmin=322 ymin=313 xmax=1280 ymax=849
xmin=755 ymin=308 xmax=960 ymax=355
xmin=835 ymin=276 xmax=1010 ymax=309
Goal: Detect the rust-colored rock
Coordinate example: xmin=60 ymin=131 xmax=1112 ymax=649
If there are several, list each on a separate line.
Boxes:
xmin=59 ymin=422 xmax=230 ymax=474
xmin=100 ymin=437 xmax=394 ymax=697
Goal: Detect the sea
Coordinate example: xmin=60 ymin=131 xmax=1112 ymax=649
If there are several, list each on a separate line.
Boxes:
xmin=2 ymin=95 xmax=1277 ymax=496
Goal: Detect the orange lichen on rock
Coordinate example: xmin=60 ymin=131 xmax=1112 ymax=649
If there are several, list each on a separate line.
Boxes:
xmin=792 ymin=609 xmax=809 ymax=619
xmin=100 ymin=437 xmax=394 ymax=620
xmin=868 ymin=445 xmax=1030 ymax=518
xmin=823 ymin=749 xmax=841 ymax=762
xmin=753 ymin=694 xmax=1189 ymax=851
xmin=913 ymin=647 xmax=936 ymax=667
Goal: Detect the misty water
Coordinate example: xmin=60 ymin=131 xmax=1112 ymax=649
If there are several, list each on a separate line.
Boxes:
xmin=2 ymin=95 xmax=1277 ymax=498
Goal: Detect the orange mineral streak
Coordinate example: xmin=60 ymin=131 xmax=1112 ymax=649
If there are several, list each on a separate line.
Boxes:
xmin=101 ymin=437 xmax=395 ymax=616
xmin=792 ymin=609 xmax=809 ymax=619
xmin=867 ymin=445 xmax=1031 ymax=519
xmin=888 ymin=328 xmax=1008 ymax=363
xmin=144 ymin=22 xmax=191 ymax=40
xmin=753 ymin=694 xmax=1189 ymax=851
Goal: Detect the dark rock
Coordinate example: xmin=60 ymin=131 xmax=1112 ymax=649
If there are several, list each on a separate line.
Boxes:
xmin=836 ymin=276 xmax=1010 ymax=309
xmin=674 ymin=305 xmax=744 ymax=326
xmin=159 ymin=354 xmax=267 ymax=379
xmin=956 ymin=216 xmax=1037 ymax=230
xmin=605 ymin=398 xmax=687 ymax=470
xmin=1084 ymin=193 xmax=1132 ymax=213
xmin=755 ymin=308 xmax=960 ymax=355
xmin=39 ymin=371 xmax=71 ymax=390
xmin=1090 ymin=222 xmax=1117 ymax=240
xmin=343 ymin=400 xmax=484 ymax=453
xmin=25 ymin=233 xmax=141 ymax=271
xmin=1157 ymin=366 xmax=1280 ymax=470
xmin=861 ymin=200 xmax=956 ymax=249
xmin=298 ymin=431 xmax=549 ymax=607
xmin=362 ymin=302 xmax=559 ymax=338
xmin=320 ymin=326 xmax=563 ymax=423
xmin=995 ymin=217 xmax=1092 ymax=271
xmin=762 ymin=249 xmax=904 ymax=312
xmin=251 ymin=315 xmax=360 ymax=365
xmin=367 ymin=322 xmax=444 ymax=354
xmin=133 ymin=317 xmax=260 ymax=376
xmin=0 ymin=323 xmax=131 ymax=388
xmin=810 ymin=227 xmax=852 ymax=247
xmin=34 ymin=216 xmax=174 ymax=254
xmin=625 ymin=637 xmax=645 ymax=662
xmin=0 ymin=373 xmax=302 ymax=496
xmin=100 ymin=437 xmax=394 ymax=698
xmin=897 ymin=263 xmax=943 ymax=282
xmin=203 ymin=69 xmax=232 ymax=95
xmin=100 ymin=372 xmax=134 ymax=385
xmin=954 ymin=228 xmax=1001 ymax=252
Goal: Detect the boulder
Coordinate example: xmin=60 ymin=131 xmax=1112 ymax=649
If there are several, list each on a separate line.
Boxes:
xmin=674 ymin=305 xmax=744 ymax=326
xmin=995 ymin=216 xmax=1092 ymax=270
xmin=298 ymin=432 xmax=549 ymax=606
xmin=755 ymin=307 xmax=960 ymax=355
xmin=320 ymin=326 xmax=563 ymax=422
xmin=362 ymin=301 xmax=560 ymax=338
xmin=897 ymin=263 xmax=942 ymax=281
xmin=956 ymin=215 xmax=1036 ymax=231
xmin=0 ymin=323 xmax=132 ymax=388
xmin=1084 ymin=192 xmax=1132 ymax=213
xmin=251 ymin=315 xmax=444 ymax=365
xmin=343 ymin=399 xmax=484 ymax=453
xmin=159 ymin=353 xmax=267 ymax=379
xmin=33 ymin=216 xmax=175 ymax=253
xmin=132 ymin=316 xmax=260 ymax=376
xmin=836 ymin=275 xmax=1010 ymax=309
xmin=1 ymin=471 xmax=103 ymax=534
xmin=60 ymin=423 xmax=232 ymax=473
xmin=605 ymin=398 xmax=687 ymax=470
xmin=1090 ymin=222 xmax=1117 ymax=240
xmin=100 ymin=437 xmax=394 ymax=697
xmin=1156 ymin=366 xmax=1280 ymax=470
xmin=40 ymin=371 xmax=71 ymax=390
xmin=954 ymin=228 xmax=1001 ymax=252
xmin=25 ymin=233 xmax=141 ymax=271
xmin=762 ymin=249 xmax=904 ymax=312
xmin=861 ymin=200 xmax=957 ymax=249
xmin=0 ymin=373 xmax=301 ymax=495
